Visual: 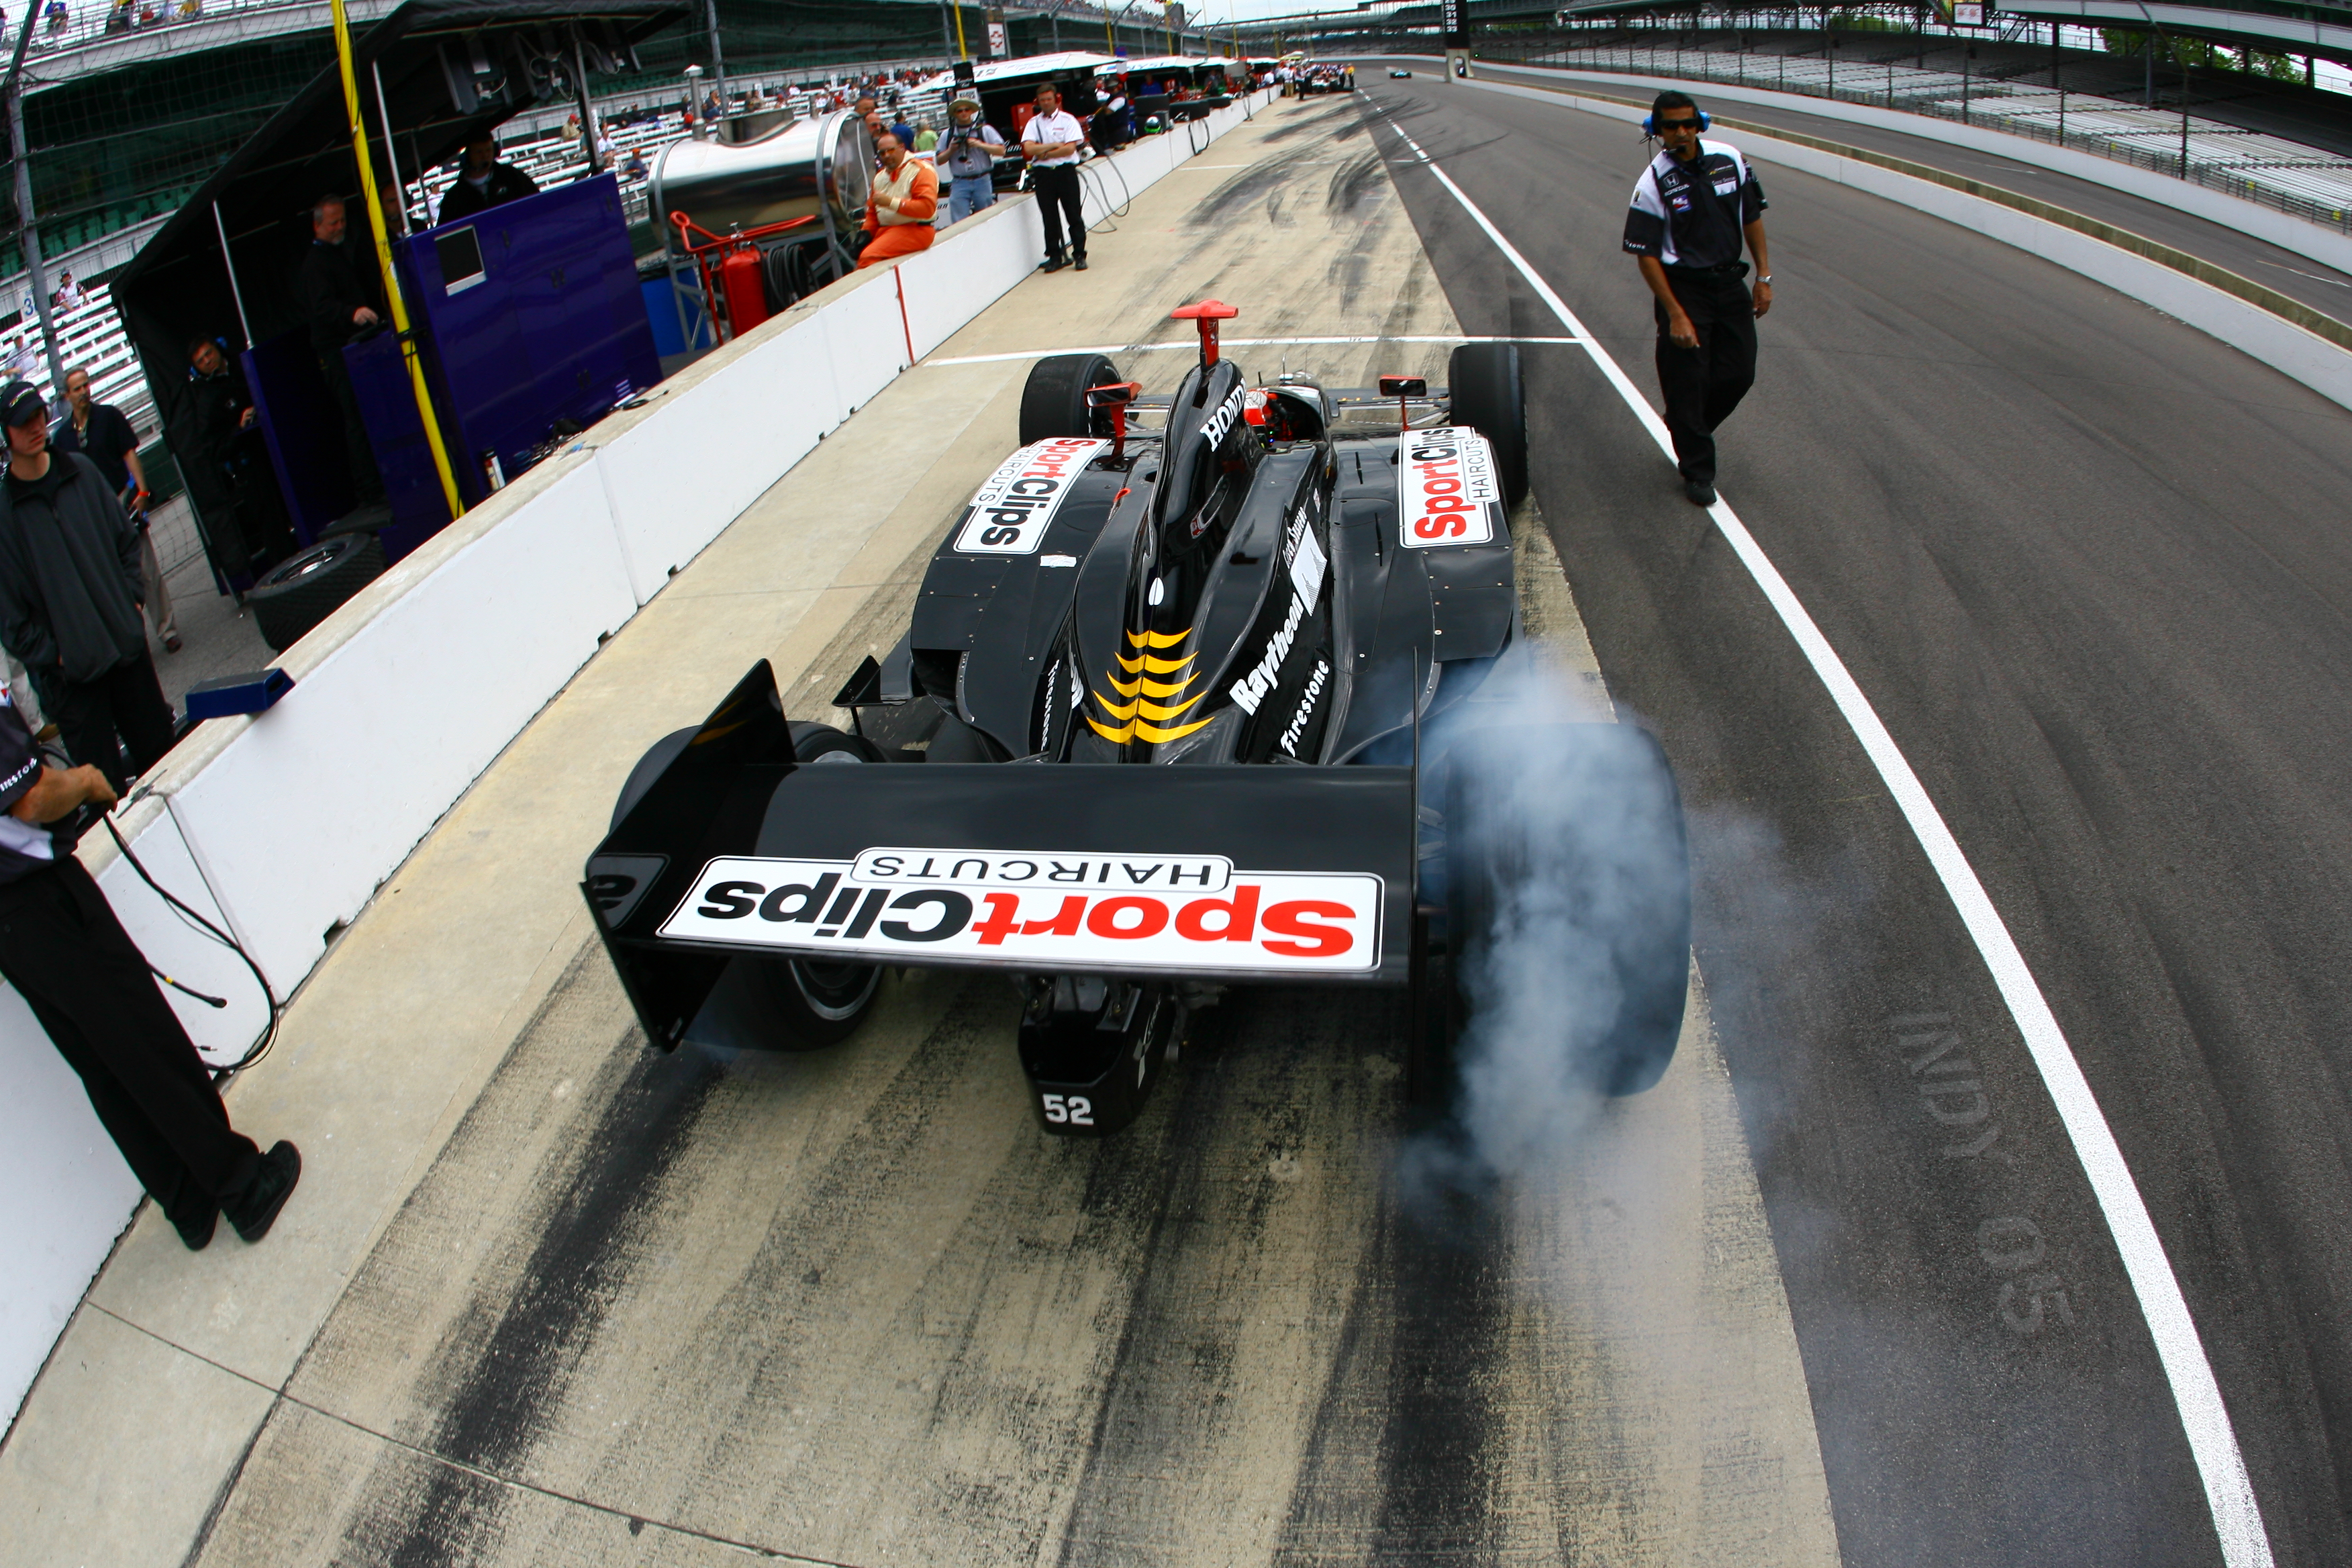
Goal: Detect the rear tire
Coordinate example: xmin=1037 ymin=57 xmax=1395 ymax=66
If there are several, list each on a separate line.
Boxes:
xmin=746 ymin=954 xmax=881 ymax=1048
xmin=753 ymin=720 xmax=885 ymax=1048
xmin=1020 ymin=353 xmax=1120 ymax=444
xmin=1441 ymin=721 xmax=1689 ymax=1097
xmin=1447 ymin=342 xmax=1528 ymax=509
xmin=611 ymin=726 xmax=697 ymax=830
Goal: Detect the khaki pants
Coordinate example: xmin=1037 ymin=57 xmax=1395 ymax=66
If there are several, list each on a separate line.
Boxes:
xmin=2 ymin=646 xmax=44 ymax=730
xmin=138 ymin=524 xmax=177 ymax=644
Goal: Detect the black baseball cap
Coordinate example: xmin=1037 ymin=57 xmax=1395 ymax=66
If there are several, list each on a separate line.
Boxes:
xmin=1 ymin=381 xmax=46 ymax=430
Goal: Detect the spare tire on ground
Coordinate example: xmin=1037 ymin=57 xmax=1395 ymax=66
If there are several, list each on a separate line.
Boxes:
xmin=315 ymin=500 xmax=395 ymax=542
xmin=246 ymin=532 xmax=385 ymax=652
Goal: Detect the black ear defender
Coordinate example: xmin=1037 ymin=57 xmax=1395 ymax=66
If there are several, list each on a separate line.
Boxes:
xmin=1641 ymin=107 xmax=1711 ymax=134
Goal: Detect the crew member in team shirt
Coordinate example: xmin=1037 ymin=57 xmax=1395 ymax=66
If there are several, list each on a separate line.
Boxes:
xmin=1622 ymin=89 xmax=1773 ymax=508
xmin=1022 ymin=84 xmax=1091 ymax=274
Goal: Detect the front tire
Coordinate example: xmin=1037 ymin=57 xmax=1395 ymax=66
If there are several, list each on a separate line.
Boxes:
xmin=1020 ymin=353 xmax=1121 ymax=444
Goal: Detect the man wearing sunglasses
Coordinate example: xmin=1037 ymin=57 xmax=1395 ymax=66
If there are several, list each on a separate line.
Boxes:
xmin=1622 ymin=90 xmax=1773 ymax=508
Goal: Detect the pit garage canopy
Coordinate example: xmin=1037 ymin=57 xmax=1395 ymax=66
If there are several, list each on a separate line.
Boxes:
xmin=108 ymin=0 xmax=687 ymax=565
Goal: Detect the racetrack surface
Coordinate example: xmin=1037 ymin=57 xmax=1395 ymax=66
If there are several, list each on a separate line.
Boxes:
xmin=1357 ymin=70 xmax=2352 ymax=1568
xmin=1420 ymin=58 xmax=2352 ymax=334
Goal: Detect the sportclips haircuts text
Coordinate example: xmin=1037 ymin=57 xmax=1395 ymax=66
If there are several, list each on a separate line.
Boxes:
xmin=955 ymin=438 xmax=1110 ymax=554
xmin=1398 ymin=426 xmax=1502 ymax=548
xmin=660 ymin=851 xmax=1383 ymax=974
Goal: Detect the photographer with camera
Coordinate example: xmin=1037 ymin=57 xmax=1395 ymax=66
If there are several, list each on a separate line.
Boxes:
xmin=941 ymin=94 xmax=1006 ymax=225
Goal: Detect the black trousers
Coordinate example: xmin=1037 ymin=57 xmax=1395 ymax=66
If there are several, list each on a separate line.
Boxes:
xmin=54 ymin=652 xmax=177 ymax=794
xmin=1653 ymin=268 xmax=1759 ymax=485
xmin=0 ymin=859 xmax=259 ymax=1230
xmin=1033 ymin=163 xmax=1086 ymax=262
xmin=316 ymin=348 xmax=384 ymax=503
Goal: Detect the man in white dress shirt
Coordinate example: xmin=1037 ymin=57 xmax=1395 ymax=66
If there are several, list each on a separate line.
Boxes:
xmin=1021 ymin=84 xmax=1090 ymax=273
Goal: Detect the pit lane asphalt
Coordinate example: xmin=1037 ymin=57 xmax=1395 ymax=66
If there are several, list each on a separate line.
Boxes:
xmin=1359 ymin=71 xmax=2352 ymax=1568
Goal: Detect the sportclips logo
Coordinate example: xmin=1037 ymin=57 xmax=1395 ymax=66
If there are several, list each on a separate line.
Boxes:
xmin=1398 ymin=426 xmax=1502 ymax=548
xmin=954 ymin=438 xmax=1110 ymax=554
xmin=659 ymin=848 xmax=1382 ymax=975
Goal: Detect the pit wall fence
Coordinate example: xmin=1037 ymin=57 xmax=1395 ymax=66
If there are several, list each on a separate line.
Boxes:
xmin=0 ymin=88 xmax=1276 ymax=1427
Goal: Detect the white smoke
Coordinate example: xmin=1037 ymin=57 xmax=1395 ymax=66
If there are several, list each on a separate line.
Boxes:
xmin=1403 ymin=657 xmax=1692 ymax=1190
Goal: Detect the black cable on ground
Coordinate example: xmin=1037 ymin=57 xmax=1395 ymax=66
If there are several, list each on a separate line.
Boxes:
xmin=103 ymin=815 xmax=280 ymax=1078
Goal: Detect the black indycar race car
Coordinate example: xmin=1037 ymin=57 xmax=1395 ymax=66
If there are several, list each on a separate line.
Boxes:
xmin=585 ymin=302 xmax=1692 ymax=1137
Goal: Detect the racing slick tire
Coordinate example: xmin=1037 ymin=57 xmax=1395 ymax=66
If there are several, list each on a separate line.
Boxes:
xmin=1440 ymin=720 xmax=1689 ymax=1098
xmin=246 ymin=532 xmax=385 ymax=652
xmin=754 ymin=722 xmax=884 ymax=1047
xmin=1020 ymin=353 xmax=1120 ymax=444
xmin=611 ymin=722 xmax=885 ymax=829
xmin=611 ymin=721 xmax=885 ymax=1050
xmin=1447 ymin=342 xmax=1528 ymax=509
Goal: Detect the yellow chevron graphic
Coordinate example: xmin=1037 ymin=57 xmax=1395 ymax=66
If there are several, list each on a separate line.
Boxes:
xmin=1091 ymin=689 xmax=1206 ymax=724
xmin=1089 ymin=626 xmax=1211 ymax=744
xmin=1116 ymin=651 xmax=1193 ymax=674
xmin=1105 ymin=670 xmax=1197 ymax=699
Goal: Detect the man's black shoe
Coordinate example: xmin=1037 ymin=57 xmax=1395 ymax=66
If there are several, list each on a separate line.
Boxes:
xmin=226 ymin=1142 xmax=301 ymax=1243
xmin=171 ymin=1206 xmax=215 ymax=1252
xmin=1074 ymin=257 xmax=1089 ymax=271
xmin=1684 ymin=479 xmax=1717 ymax=507
xmin=1040 ymin=256 xmax=1068 ymax=273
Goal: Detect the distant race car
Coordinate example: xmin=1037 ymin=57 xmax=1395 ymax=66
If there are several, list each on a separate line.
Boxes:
xmin=585 ymin=302 xmax=1691 ymax=1138
xmin=1389 ymin=68 xmax=1412 ymax=78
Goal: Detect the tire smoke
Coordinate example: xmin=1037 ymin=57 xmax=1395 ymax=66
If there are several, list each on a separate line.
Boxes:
xmin=1404 ymin=663 xmax=1692 ymax=1190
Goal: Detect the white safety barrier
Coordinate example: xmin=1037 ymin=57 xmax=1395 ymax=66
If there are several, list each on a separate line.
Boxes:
xmin=0 ymin=89 xmax=1275 ymax=1424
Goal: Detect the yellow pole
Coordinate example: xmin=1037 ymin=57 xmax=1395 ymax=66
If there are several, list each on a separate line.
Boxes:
xmin=329 ymin=0 xmax=462 ymax=520
xmin=953 ymin=2 xmax=969 ymax=58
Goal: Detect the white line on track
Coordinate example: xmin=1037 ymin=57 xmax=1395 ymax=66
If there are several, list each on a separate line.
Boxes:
xmin=1367 ymin=103 xmax=2276 ymax=1568
xmin=925 ymin=335 xmax=1582 ymax=366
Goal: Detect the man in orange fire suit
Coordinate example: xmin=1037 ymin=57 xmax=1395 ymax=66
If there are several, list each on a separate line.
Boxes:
xmin=859 ymin=132 xmax=938 ymax=268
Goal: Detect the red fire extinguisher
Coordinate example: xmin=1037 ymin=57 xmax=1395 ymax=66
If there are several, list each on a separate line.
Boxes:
xmin=720 ymin=246 xmax=769 ymax=337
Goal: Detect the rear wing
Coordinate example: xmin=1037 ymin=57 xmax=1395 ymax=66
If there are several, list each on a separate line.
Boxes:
xmin=584 ymin=663 xmax=1418 ymax=1050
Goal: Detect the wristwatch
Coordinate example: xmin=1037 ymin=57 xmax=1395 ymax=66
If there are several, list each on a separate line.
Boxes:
xmin=1757 ymin=274 xmax=1773 ymax=284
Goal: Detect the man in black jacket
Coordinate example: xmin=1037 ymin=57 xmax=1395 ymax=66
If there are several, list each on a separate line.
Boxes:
xmin=0 ymin=381 xmax=176 ymax=792
xmin=0 ymin=687 xmax=300 ymax=1251
xmin=293 ymin=196 xmax=385 ymax=502
xmin=53 ymin=364 xmax=177 ymax=653
xmin=436 ymin=136 xmax=539 ymax=225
